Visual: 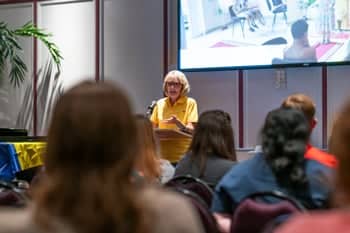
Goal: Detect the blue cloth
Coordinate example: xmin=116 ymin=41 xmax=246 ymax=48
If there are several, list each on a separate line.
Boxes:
xmin=0 ymin=143 xmax=20 ymax=181
xmin=211 ymin=153 xmax=333 ymax=214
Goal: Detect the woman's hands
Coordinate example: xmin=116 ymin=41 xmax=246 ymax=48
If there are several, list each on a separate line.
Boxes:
xmin=162 ymin=115 xmax=195 ymax=134
xmin=162 ymin=115 xmax=185 ymax=129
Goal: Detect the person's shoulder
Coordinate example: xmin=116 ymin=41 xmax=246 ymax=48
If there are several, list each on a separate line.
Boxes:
xmin=0 ymin=206 xmax=35 ymax=233
xmin=186 ymin=97 xmax=197 ymax=104
xmin=157 ymin=97 xmax=168 ymax=105
xmin=141 ymin=186 xmax=183 ymax=206
xmin=217 ymin=154 xmax=258 ymax=186
xmin=275 ymin=211 xmax=350 ymax=233
xmin=305 ymin=146 xmax=337 ymax=169
xmin=301 ymin=46 xmax=316 ymax=58
xmin=208 ymin=155 xmax=236 ymax=168
xmin=141 ymin=187 xmax=204 ymax=233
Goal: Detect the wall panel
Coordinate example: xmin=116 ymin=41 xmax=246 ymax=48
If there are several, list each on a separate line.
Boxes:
xmin=102 ymin=0 xmax=163 ymax=113
xmin=0 ymin=3 xmax=33 ymax=132
xmin=244 ymin=68 xmax=323 ymax=148
xmin=327 ymin=66 xmax=350 ymax=140
xmin=38 ymin=0 xmax=95 ymax=90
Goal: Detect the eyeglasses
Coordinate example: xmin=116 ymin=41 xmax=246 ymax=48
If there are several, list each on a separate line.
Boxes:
xmin=166 ymin=82 xmax=182 ymax=87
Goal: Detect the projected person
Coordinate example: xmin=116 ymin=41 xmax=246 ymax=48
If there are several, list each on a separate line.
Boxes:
xmin=335 ymin=0 xmax=349 ymax=31
xmin=283 ymin=19 xmax=318 ymax=62
xmin=150 ymin=70 xmax=198 ymax=164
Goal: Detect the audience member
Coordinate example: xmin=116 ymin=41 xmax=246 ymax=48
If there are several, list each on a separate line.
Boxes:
xmin=151 ymin=70 xmax=198 ymax=164
xmin=135 ymin=114 xmax=174 ymax=184
xmin=275 ymin=98 xmax=350 ymax=233
xmin=283 ymin=19 xmax=318 ymax=62
xmin=175 ymin=110 xmax=237 ymax=188
xmin=0 ymin=81 xmax=203 ymax=233
xmin=211 ymin=108 xmax=333 ymax=233
xmin=281 ymin=93 xmax=337 ymax=168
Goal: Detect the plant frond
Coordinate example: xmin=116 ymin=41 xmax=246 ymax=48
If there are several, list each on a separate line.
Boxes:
xmin=0 ymin=21 xmax=62 ymax=87
xmin=14 ymin=22 xmax=63 ymax=70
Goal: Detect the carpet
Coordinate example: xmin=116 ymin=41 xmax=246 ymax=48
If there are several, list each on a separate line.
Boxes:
xmin=331 ymin=32 xmax=350 ymax=40
xmin=210 ymin=41 xmax=236 ymax=48
xmin=316 ymin=42 xmax=338 ymax=60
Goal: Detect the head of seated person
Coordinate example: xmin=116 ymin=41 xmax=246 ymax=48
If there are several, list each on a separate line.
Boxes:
xmin=175 ymin=110 xmax=237 ymax=187
xmin=261 ymin=107 xmax=310 ymax=194
xmin=33 ymin=81 xmax=149 ymax=233
xmin=273 ymin=99 xmax=350 ymax=233
xmin=134 ymin=114 xmax=165 ymax=184
xmin=283 ymin=19 xmax=317 ymax=62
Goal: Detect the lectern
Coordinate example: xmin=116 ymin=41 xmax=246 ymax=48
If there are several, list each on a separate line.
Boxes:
xmin=154 ymin=128 xmax=192 ymax=141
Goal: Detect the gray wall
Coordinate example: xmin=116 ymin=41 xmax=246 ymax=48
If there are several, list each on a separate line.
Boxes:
xmin=1 ymin=0 xmax=350 ymax=149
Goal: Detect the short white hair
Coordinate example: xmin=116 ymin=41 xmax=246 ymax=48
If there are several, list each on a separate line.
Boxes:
xmin=162 ymin=70 xmax=190 ymax=96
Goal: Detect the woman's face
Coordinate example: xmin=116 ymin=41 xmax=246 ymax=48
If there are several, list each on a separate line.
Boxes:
xmin=165 ymin=77 xmax=182 ymax=101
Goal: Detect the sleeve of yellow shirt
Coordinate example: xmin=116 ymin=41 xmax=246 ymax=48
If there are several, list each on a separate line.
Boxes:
xmin=187 ymin=98 xmax=198 ymax=123
xmin=150 ymin=101 xmax=159 ymax=125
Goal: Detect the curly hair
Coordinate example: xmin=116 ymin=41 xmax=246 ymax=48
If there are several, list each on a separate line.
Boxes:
xmin=261 ymin=108 xmax=310 ymax=194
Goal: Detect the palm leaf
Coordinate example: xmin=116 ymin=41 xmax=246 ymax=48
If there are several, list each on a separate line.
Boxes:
xmin=0 ymin=21 xmax=62 ymax=87
xmin=14 ymin=22 xmax=63 ymax=69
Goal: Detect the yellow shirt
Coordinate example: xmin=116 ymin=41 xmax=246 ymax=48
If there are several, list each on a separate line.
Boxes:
xmin=151 ymin=96 xmax=198 ymax=162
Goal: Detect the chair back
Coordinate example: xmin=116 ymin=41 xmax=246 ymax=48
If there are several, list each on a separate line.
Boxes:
xmin=173 ymin=186 xmax=220 ymax=233
xmin=262 ymin=37 xmax=287 ymax=45
xmin=265 ymin=0 xmax=272 ymax=11
xmin=228 ymin=5 xmax=237 ymax=18
xmin=230 ymin=191 xmax=306 ymax=233
xmin=165 ymin=175 xmax=214 ymax=207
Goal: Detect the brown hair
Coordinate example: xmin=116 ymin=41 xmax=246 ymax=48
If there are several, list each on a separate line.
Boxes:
xmin=281 ymin=93 xmax=315 ymax=123
xmin=189 ymin=110 xmax=236 ymax=176
xmin=329 ymin=99 xmax=350 ymax=205
xmin=33 ymin=81 xmax=149 ymax=233
xmin=135 ymin=114 xmax=161 ymax=183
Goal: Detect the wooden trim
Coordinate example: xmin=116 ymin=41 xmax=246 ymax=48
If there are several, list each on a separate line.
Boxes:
xmin=95 ymin=0 xmax=100 ymax=81
xmin=0 ymin=0 xmax=33 ymax=4
xmin=322 ymin=65 xmax=328 ymax=148
xmin=163 ymin=0 xmax=168 ymax=77
xmin=33 ymin=0 xmax=38 ymax=136
xmin=238 ymin=70 xmax=244 ymax=148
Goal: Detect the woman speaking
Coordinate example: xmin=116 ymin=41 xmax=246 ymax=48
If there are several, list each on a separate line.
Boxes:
xmin=150 ymin=70 xmax=198 ymax=164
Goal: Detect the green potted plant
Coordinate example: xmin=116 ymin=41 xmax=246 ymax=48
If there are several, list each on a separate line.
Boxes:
xmin=0 ymin=21 xmax=62 ymax=87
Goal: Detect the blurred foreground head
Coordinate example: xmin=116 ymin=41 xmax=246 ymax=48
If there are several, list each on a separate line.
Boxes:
xmin=35 ymin=81 xmax=148 ymax=233
xmin=46 ymin=80 xmax=136 ymax=176
xmin=329 ymin=99 xmax=350 ymax=204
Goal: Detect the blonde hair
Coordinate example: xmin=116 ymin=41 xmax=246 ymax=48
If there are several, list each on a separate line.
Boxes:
xmin=135 ymin=114 xmax=161 ymax=183
xmin=162 ymin=70 xmax=190 ymax=96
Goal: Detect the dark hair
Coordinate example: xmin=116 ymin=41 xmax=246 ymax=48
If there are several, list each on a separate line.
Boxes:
xmin=189 ymin=110 xmax=236 ymax=176
xmin=291 ymin=19 xmax=308 ymax=39
xmin=261 ymin=108 xmax=310 ymax=193
xmin=34 ymin=81 xmax=149 ymax=233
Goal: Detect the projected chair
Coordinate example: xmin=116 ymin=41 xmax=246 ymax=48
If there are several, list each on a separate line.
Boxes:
xmin=266 ymin=0 xmax=288 ymax=29
xmin=228 ymin=5 xmax=246 ymax=38
xmin=262 ymin=37 xmax=287 ymax=45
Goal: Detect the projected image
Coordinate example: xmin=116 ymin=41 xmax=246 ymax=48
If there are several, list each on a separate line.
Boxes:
xmin=179 ymin=0 xmax=350 ymax=70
